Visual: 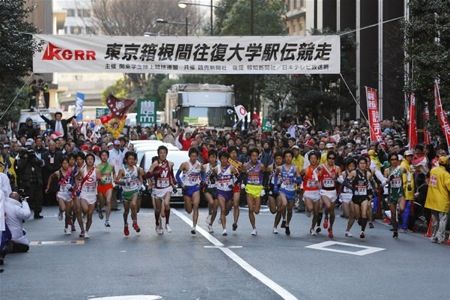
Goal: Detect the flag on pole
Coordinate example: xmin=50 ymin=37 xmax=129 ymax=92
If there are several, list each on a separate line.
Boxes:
xmin=234 ymin=105 xmax=248 ymax=121
xmin=106 ymin=94 xmax=135 ymax=118
xmin=365 ymin=87 xmax=383 ymax=143
xmin=434 ymin=80 xmax=450 ymax=149
xmin=408 ymin=93 xmax=418 ymax=150
xmin=75 ymin=92 xmax=85 ymax=121
xmin=423 ymin=101 xmax=431 ymax=145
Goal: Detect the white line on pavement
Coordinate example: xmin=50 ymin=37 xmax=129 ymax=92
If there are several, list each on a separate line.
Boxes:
xmin=171 ymin=208 xmax=298 ymax=300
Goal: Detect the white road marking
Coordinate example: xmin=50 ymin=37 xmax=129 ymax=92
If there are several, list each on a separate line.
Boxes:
xmin=204 ymin=245 xmax=243 ymax=249
xmin=305 ymin=241 xmax=385 ymax=256
xmin=172 ymin=208 xmax=298 ymax=300
xmin=88 ymin=295 xmax=162 ymax=300
xmin=30 ymin=240 xmax=85 ymax=246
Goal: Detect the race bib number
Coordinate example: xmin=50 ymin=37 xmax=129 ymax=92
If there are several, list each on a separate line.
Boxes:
xmin=355 ymin=185 xmax=367 ymax=196
xmin=307 ymin=180 xmax=318 ymax=188
xmin=323 ymin=179 xmax=335 ymax=188
xmin=101 ymin=176 xmax=112 ymax=184
xmin=391 ymin=178 xmax=402 ymax=188
xmin=157 ymin=178 xmax=170 ymax=188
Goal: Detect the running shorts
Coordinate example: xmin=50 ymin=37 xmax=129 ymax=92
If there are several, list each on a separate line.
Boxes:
xmin=216 ymin=190 xmax=233 ymax=201
xmin=80 ymin=192 xmax=97 ymax=205
xmin=233 ymin=184 xmax=240 ymax=194
xmin=320 ymin=189 xmax=337 ymax=201
xmin=123 ymin=189 xmax=139 ymax=202
xmin=97 ymin=183 xmax=113 ymax=195
xmin=352 ymin=195 xmax=369 ymax=205
xmin=245 ymin=184 xmax=263 ymax=198
xmin=280 ymin=188 xmax=296 ymax=202
xmin=304 ymin=190 xmax=321 ymax=202
xmin=205 ymin=187 xmax=217 ymax=198
xmin=57 ymin=192 xmax=72 ymax=202
xmin=152 ymin=186 xmax=173 ymax=199
xmin=339 ymin=193 xmax=353 ymax=203
xmin=183 ymin=185 xmax=200 ymax=198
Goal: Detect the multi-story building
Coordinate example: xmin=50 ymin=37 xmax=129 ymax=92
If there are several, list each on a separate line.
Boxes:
xmin=285 ymin=0 xmax=405 ymax=120
xmin=285 ymin=0 xmax=306 ymax=35
xmin=52 ymin=0 xmax=122 ymax=118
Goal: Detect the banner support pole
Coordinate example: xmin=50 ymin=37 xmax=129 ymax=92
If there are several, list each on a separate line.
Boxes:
xmin=339 ymin=73 xmax=368 ymax=123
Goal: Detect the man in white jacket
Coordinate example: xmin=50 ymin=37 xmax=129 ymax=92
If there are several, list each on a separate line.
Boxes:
xmin=1 ymin=192 xmax=31 ymax=265
xmin=0 ymin=172 xmax=11 ymax=264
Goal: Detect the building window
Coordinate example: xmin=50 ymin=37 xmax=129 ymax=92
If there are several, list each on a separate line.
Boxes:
xmin=78 ymin=9 xmax=91 ymax=18
xmin=86 ymin=26 xmax=95 ymax=34
xmin=64 ymin=26 xmax=68 ymax=34
xmin=66 ymin=9 xmax=75 ymax=17
xmin=70 ymin=26 xmax=82 ymax=34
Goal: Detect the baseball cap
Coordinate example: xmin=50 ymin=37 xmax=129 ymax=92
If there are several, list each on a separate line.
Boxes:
xmin=107 ymin=142 xmax=113 ymax=147
xmin=113 ymin=140 xmax=120 ymax=145
xmin=404 ymin=150 xmax=414 ymax=156
xmin=326 ymin=143 xmax=334 ymax=149
xmin=292 ymin=145 xmax=300 ymax=150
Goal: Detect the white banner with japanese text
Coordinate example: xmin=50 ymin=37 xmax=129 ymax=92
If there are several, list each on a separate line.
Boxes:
xmin=33 ymin=34 xmax=340 ymax=74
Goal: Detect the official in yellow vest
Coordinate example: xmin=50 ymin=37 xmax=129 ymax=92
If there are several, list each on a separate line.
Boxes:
xmin=425 ymin=156 xmax=450 ymax=243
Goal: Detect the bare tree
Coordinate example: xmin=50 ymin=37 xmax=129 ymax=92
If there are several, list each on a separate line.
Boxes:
xmin=90 ymin=0 xmax=202 ymax=89
xmin=91 ymin=0 xmax=201 ymax=36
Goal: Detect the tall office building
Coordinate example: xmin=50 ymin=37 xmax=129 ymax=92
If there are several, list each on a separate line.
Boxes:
xmin=285 ymin=0 xmax=405 ymax=120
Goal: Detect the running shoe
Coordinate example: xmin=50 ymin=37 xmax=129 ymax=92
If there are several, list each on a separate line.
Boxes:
xmin=98 ymin=209 xmax=104 ymax=220
xmin=124 ymin=225 xmax=130 ymax=236
xmin=207 ymin=224 xmax=213 ymax=233
xmin=328 ymin=228 xmax=334 ymax=239
xmin=64 ymin=228 xmax=71 ymax=235
xmin=232 ymin=223 xmax=238 ymax=231
xmin=345 ymin=231 xmax=353 ymax=237
xmin=84 ymin=232 xmax=90 ymax=239
xmin=323 ymin=218 xmax=329 ymax=229
xmin=281 ymin=220 xmax=286 ymax=228
xmin=315 ymin=227 xmax=321 ymax=233
xmin=393 ymin=231 xmax=399 ymax=239
xmin=310 ymin=229 xmax=317 ymax=236
xmin=360 ymin=231 xmax=365 ymax=239
xmin=133 ymin=222 xmax=141 ymax=233
xmin=273 ymin=228 xmax=278 ymax=234
xmin=285 ymin=226 xmax=291 ymax=236
xmin=251 ymin=229 xmax=257 ymax=236
xmin=165 ymin=224 xmax=172 ymax=233
xmin=58 ymin=211 xmax=63 ymax=221
xmin=369 ymin=222 xmax=374 ymax=229
xmin=191 ymin=227 xmax=196 ymax=235
xmin=105 ymin=220 xmax=111 ymax=228
xmin=79 ymin=231 xmax=85 ymax=238
xmin=156 ymin=225 xmax=164 ymax=235
xmin=222 ymin=229 xmax=228 ymax=236
xmin=71 ymin=225 xmax=76 ymax=232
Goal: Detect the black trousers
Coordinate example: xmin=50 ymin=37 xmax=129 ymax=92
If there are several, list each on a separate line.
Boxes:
xmin=26 ymin=184 xmax=43 ymax=215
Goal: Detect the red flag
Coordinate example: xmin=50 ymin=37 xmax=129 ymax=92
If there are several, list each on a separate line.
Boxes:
xmin=106 ymin=94 xmax=135 ymax=118
xmin=434 ymin=81 xmax=450 ymax=149
xmin=365 ymin=87 xmax=383 ymax=143
xmin=423 ymin=101 xmax=431 ymax=145
xmin=408 ymin=94 xmax=418 ymax=150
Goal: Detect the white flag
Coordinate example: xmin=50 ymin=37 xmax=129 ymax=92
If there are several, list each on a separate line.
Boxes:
xmin=234 ymin=105 xmax=247 ymax=121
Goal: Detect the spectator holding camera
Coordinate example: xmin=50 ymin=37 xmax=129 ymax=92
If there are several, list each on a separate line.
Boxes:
xmin=15 ymin=143 xmax=45 ymax=219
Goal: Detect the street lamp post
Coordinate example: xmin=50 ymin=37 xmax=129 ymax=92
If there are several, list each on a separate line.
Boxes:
xmin=156 ymin=18 xmax=189 ymax=36
xmin=178 ymin=0 xmax=218 ymax=36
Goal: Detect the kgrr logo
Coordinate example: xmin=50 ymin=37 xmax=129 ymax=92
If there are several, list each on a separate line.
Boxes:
xmin=42 ymin=42 xmax=96 ymax=61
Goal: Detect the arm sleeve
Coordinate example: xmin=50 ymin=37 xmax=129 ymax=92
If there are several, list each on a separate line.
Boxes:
xmin=17 ymin=201 xmax=32 ymax=220
xmin=175 ymin=169 xmax=183 ymax=186
xmin=40 ymin=115 xmax=51 ymax=124
xmin=66 ymin=116 xmax=75 ymax=123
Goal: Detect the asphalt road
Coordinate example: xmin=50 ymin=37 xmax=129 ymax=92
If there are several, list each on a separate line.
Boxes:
xmin=1 ymin=205 xmax=449 ymax=300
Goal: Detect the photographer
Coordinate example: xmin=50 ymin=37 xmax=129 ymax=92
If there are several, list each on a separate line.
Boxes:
xmin=15 ymin=147 xmax=45 ymax=219
xmin=0 ymin=192 xmax=32 ymax=265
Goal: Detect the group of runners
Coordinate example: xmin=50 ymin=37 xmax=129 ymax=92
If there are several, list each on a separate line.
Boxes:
xmin=47 ymin=141 xmax=422 ymax=241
